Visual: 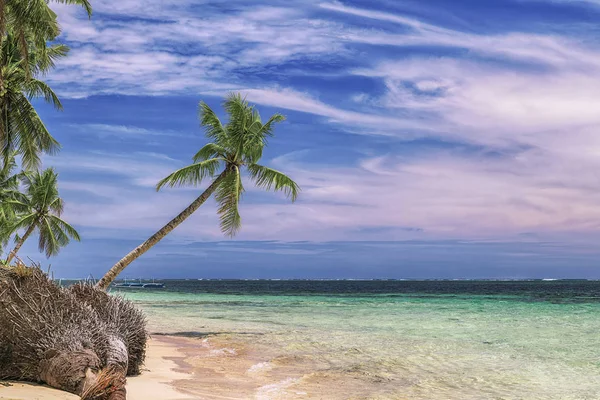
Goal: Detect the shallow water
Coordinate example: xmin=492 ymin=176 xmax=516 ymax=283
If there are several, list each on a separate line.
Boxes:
xmin=115 ymin=281 xmax=600 ymax=399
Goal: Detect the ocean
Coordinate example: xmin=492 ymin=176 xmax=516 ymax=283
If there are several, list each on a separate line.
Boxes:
xmin=113 ymin=280 xmax=600 ymax=399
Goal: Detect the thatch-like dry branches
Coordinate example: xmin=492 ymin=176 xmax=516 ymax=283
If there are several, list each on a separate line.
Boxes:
xmin=0 ymin=264 xmax=148 ymax=399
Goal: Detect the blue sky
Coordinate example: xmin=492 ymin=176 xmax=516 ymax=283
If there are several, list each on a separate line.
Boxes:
xmin=18 ymin=0 xmax=600 ymax=279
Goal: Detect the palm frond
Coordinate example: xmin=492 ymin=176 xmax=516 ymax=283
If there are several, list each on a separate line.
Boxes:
xmin=25 ymin=78 xmax=63 ymax=110
xmin=51 ymin=0 xmax=93 ymax=17
xmin=243 ymin=113 xmax=286 ymax=164
xmin=8 ymin=212 xmax=37 ymax=232
xmin=193 ymin=142 xmax=227 ymax=163
xmin=31 ymin=43 xmax=69 ymax=75
xmin=49 ymin=215 xmax=81 ymax=242
xmin=5 ymin=89 xmax=60 ymax=169
xmin=214 ymin=166 xmax=243 ymax=237
xmin=199 ymin=102 xmax=227 ymax=143
xmin=247 ymin=164 xmax=300 ymax=202
xmin=223 ymin=92 xmax=253 ymax=158
xmin=38 ymin=218 xmax=61 ymax=257
xmin=156 ymin=158 xmax=223 ymax=191
xmin=48 ymin=196 xmax=64 ymax=215
xmin=5 ymin=198 xmax=31 ymax=214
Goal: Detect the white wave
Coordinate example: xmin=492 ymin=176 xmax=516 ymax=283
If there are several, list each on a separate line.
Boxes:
xmin=255 ymin=378 xmax=299 ymax=400
xmin=247 ymin=361 xmax=274 ymax=374
xmin=208 ymin=347 xmax=237 ymax=357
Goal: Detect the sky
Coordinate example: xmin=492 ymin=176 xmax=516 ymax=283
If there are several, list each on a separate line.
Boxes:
xmin=18 ymin=0 xmax=600 ymax=279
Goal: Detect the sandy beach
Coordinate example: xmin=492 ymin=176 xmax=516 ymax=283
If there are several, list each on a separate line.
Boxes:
xmin=0 ymin=337 xmax=193 ymax=400
xmin=4 ymin=280 xmax=600 ymax=400
xmin=1 ymin=333 xmax=337 ymax=400
xmin=0 ymin=334 xmax=313 ymax=400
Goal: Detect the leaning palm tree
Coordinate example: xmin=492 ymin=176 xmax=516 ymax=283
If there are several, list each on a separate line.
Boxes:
xmin=4 ymin=167 xmax=80 ymax=264
xmin=95 ymin=93 xmax=300 ymax=290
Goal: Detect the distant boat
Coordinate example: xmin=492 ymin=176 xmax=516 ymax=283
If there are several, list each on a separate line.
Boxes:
xmin=114 ymin=279 xmax=165 ymax=289
xmin=142 ymin=282 xmax=165 ymax=288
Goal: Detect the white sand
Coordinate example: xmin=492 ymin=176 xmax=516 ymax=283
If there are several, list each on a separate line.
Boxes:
xmin=0 ymin=338 xmax=192 ymax=400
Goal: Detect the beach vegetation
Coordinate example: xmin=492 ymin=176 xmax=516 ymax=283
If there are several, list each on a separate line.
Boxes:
xmin=0 ymin=0 xmax=89 ymax=260
xmin=4 ymin=167 xmax=80 ymax=264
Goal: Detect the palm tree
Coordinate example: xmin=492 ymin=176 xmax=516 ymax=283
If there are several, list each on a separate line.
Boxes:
xmin=0 ymin=153 xmax=19 ymax=251
xmin=95 ymin=93 xmax=300 ymax=290
xmin=0 ymin=0 xmax=91 ymax=83
xmin=0 ymin=33 xmax=65 ymax=169
xmin=4 ymin=167 xmax=80 ymax=264
xmin=0 ymin=0 xmax=88 ymax=168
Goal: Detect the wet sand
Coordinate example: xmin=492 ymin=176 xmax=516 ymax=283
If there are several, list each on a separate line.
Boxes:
xmin=162 ymin=334 xmax=399 ymax=400
xmin=1 ymin=334 xmax=397 ymax=400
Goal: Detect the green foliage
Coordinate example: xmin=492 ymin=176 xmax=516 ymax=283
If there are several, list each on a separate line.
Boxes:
xmin=0 ymin=0 xmax=92 ymax=169
xmin=0 ymin=34 xmax=65 ymax=169
xmin=0 ymin=0 xmax=90 ymax=260
xmin=157 ymin=92 xmax=300 ymax=237
xmin=0 ymin=153 xmax=19 ymax=250
xmin=5 ymin=168 xmax=80 ymax=259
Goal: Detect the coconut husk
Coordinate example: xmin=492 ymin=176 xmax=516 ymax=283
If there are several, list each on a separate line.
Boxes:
xmin=69 ymin=283 xmax=147 ymax=376
xmin=0 ymin=264 xmax=148 ymax=399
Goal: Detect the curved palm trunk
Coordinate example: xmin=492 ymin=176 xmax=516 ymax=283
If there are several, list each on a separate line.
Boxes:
xmin=5 ymin=221 xmax=36 ymax=264
xmin=95 ymin=171 xmax=228 ymax=290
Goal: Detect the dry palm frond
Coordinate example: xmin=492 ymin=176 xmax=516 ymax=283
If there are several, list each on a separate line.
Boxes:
xmin=0 ymin=265 xmax=147 ymax=399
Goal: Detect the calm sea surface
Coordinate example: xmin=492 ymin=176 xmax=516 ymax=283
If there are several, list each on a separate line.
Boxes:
xmin=113 ymin=280 xmax=600 ymax=399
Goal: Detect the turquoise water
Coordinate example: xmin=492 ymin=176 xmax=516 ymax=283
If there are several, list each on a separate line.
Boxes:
xmin=116 ymin=281 xmax=600 ymax=399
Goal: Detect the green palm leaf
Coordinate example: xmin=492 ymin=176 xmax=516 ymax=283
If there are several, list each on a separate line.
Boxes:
xmin=25 ymin=78 xmax=63 ymax=110
xmin=214 ymin=166 xmax=243 ymax=237
xmin=199 ymin=102 xmax=227 ymax=143
xmin=4 ymin=168 xmax=80 ymax=263
xmin=51 ymin=0 xmax=93 ymax=17
xmin=156 ymin=158 xmax=223 ymax=190
xmin=193 ymin=143 xmax=227 ymax=163
xmin=247 ymin=164 xmax=300 ymax=201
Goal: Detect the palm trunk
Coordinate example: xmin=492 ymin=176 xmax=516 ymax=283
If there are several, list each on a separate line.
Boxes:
xmin=95 ymin=171 xmax=229 ymax=290
xmin=5 ymin=221 xmax=36 ymax=264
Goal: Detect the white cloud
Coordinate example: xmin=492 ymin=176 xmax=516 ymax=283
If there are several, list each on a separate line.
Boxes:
xmin=52 ymin=145 xmax=600 ymax=244
xmin=50 ymin=152 xmax=179 ymax=188
xmin=47 ymin=0 xmax=600 ymax=136
xmin=49 ymin=3 xmax=345 ymax=97
xmin=70 ymin=124 xmax=190 ymax=138
xmin=234 ymin=87 xmax=433 ymax=132
xmin=41 ymin=1 xmax=600 ymax=246
xmin=323 ymin=1 xmax=600 ymax=69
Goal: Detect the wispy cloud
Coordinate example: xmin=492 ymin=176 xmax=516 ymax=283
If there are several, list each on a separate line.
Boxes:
xmin=70 ymin=124 xmax=190 ymax=138
xmin=37 ymin=0 xmax=600 ymax=258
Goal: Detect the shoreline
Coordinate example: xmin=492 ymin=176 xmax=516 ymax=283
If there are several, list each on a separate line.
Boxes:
xmin=0 ymin=336 xmax=193 ymax=400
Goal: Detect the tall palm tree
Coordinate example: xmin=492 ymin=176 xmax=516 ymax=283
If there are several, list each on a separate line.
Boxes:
xmin=0 ymin=33 xmax=64 ymax=169
xmin=95 ymin=93 xmax=300 ymax=290
xmin=0 ymin=0 xmax=91 ymax=83
xmin=0 ymin=153 xmax=19 ymax=251
xmin=4 ymin=167 xmax=80 ymax=264
xmin=0 ymin=0 xmax=87 ymax=168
